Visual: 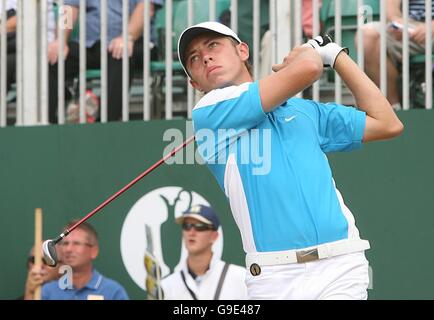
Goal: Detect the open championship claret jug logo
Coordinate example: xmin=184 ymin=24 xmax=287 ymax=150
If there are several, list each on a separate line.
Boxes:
xmin=120 ymin=186 xmax=224 ymax=292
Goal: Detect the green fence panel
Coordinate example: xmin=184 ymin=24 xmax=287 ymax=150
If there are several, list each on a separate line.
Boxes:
xmin=0 ymin=111 xmax=433 ymax=300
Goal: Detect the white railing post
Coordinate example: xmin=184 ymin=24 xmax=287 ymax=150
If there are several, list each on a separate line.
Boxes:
xmin=294 ymin=0 xmax=303 ymax=98
xmin=356 ymin=0 xmax=364 ymax=69
xmin=165 ymin=0 xmax=173 ymax=119
xmin=40 ymin=0 xmax=49 ymax=125
xmin=425 ymin=0 xmax=432 ymax=110
xmin=0 ymin=0 xmax=7 ymax=127
xmin=253 ymin=0 xmax=260 ymax=80
xmin=100 ymin=0 xmax=108 ymax=122
xmin=187 ymin=0 xmax=194 ymax=119
xmin=143 ymin=0 xmax=151 ymax=120
xmin=380 ymin=0 xmax=387 ymax=96
xmin=79 ymin=0 xmax=86 ymax=123
xmin=402 ymin=0 xmax=410 ymax=110
xmin=57 ymin=0 xmax=66 ymax=125
xmin=230 ymin=0 xmax=238 ymax=34
xmin=334 ymin=0 xmax=342 ymax=104
xmin=122 ymin=0 xmax=129 ymax=122
xmin=312 ymin=0 xmax=320 ymax=101
xmin=21 ymin=0 xmax=39 ymax=125
xmin=209 ymin=0 xmax=216 ymax=21
xmin=275 ymin=0 xmax=290 ymax=64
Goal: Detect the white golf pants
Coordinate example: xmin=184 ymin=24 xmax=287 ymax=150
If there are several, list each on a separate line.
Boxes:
xmin=245 ymin=252 xmax=370 ymax=300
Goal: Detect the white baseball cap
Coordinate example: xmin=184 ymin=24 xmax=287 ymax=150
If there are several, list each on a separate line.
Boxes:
xmin=177 ymin=21 xmax=242 ymax=77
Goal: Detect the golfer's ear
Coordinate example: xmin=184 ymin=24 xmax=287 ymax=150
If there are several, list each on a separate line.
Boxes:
xmin=238 ymin=42 xmax=250 ymax=62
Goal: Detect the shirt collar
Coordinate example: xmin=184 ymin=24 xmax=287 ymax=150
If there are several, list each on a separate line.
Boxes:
xmin=83 ymin=269 xmax=103 ymax=290
xmin=182 ymin=252 xmax=221 ymax=276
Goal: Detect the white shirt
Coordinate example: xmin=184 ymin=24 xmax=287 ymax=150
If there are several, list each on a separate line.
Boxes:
xmin=0 ymin=0 xmax=55 ymax=42
xmin=161 ymin=255 xmax=248 ymax=300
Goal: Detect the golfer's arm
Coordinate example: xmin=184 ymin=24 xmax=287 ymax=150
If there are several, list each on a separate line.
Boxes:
xmin=334 ymin=53 xmax=404 ymax=142
xmin=258 ymin=47 xmax=323 ymax=112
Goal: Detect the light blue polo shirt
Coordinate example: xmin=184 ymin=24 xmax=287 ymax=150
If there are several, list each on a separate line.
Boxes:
xmin=42 ymin=269 xmax=129 ymax=300
xmin=192 ymin=81 xmax=366 ymax=253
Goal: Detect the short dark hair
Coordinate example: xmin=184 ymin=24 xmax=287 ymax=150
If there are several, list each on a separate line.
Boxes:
xmin=65 ymin=220 xmax=98 ymax=246
xmin=227 ymin=37 xmax=253 ymax=77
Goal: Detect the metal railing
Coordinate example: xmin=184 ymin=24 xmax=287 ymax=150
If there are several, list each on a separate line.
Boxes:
xmin=0 ymin=0 xmax=432 ymax=128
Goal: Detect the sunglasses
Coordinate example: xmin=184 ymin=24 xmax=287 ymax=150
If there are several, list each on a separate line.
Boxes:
xmin=182 ymin=222 xmax=215 ymax=232
xmin=59 ymin=240 xmax=93 ymax=248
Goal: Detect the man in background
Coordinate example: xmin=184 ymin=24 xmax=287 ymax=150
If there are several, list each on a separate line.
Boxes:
xmin=42 ymin=221 xmax=129 ymax=300
xmin=20 ymin=242 xmax=62 ymax=300
xmin=161 ymin=205 xmax=247 ymax=300
xmin=48 ymin=0 xmax=163 ymax=122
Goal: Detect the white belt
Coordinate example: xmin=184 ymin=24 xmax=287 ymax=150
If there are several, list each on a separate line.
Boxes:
xmin=246 ymin=239 xmax=370 ymax=268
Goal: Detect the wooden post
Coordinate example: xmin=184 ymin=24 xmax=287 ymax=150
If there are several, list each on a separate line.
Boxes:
xmin=34 ymin=208 xmax=42 ymax=300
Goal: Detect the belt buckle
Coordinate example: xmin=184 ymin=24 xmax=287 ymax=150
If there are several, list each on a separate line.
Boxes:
xmin=296 ymin=248 xmax=319 ymax=263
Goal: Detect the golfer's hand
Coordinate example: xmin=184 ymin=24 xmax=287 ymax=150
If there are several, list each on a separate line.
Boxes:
xmin=302 ymin=34 xmax=349 ymax=69
xmin=272 ymin=46 xmax=316 ymax=72
xmin=108 ymin=36 xmax=134 ymax=60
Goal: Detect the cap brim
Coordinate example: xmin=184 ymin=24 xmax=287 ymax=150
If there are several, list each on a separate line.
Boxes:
xmin=178 ymin=27 xmax=216 ymax=76
xmin=175 ymin=213 xmax=213 ymax=226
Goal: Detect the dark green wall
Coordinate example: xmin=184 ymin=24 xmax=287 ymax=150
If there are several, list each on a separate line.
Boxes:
xmin=0 ymin=111 xmax=433 ymax=300
xmin=0 ymin=120 xmax=243 ymax=300
xmin=328 ymin=110 xmax=434 ymax=299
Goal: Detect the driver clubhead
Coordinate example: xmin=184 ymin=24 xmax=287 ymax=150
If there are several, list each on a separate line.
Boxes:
xmin=42 ymin=239 xmax=58 ymax=267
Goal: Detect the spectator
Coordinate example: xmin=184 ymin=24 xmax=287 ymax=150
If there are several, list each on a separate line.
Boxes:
xmin=238 ymin=0 xmax=322 ymax=79
xmin=218 ymin=8 xmax=231 ymax=28
xmin=48 ymin=0 xmax=163 ymax=123
xmin=237 ymin=0 xmax=269 ymax=66
xmin=302 ymin=0 xmax=321 ymax=39
xmin=0 ymin=0 xmax=55 ymax=96
xmin=160 ymin=205 xmax=248 ymax=300
xmin=18 ymin=242 xmax=62 ymax=300
xmin=357 ymin=0 xmax=434 ymax=110
xmin=0 ymin=0 xmax=17 ymax=97
xmin=0 ymin=0 xmax=17 ymax=37
xmin=42 ymin=221 xmax=129 ymax=300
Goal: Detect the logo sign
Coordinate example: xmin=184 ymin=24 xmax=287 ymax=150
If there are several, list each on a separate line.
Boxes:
xmin=120 ymin=186 xmax=224 ymax=291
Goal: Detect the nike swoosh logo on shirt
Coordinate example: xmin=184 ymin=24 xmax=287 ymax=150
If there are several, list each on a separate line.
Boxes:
xmin=284 ymin=116 xmax=296 ymax=122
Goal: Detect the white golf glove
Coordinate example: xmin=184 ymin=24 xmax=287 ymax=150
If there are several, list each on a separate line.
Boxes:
xmin=302 ymin=34 xmax=349 ymax=69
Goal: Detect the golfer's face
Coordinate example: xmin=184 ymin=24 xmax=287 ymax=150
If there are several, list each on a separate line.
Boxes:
xmin=185 ymin=34 xmax=248 ymax=92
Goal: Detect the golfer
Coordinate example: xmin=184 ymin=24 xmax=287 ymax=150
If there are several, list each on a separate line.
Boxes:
xmin=177 ymin=21 xmax=403 ymax=300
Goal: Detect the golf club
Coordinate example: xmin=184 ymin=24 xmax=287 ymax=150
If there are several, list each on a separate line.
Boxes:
xmin=43 ymin=135 xmax=195 ymax=267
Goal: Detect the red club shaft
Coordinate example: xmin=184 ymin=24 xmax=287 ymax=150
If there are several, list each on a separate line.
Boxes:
xmin=64 ymin=135 xmax=195 ymax=236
